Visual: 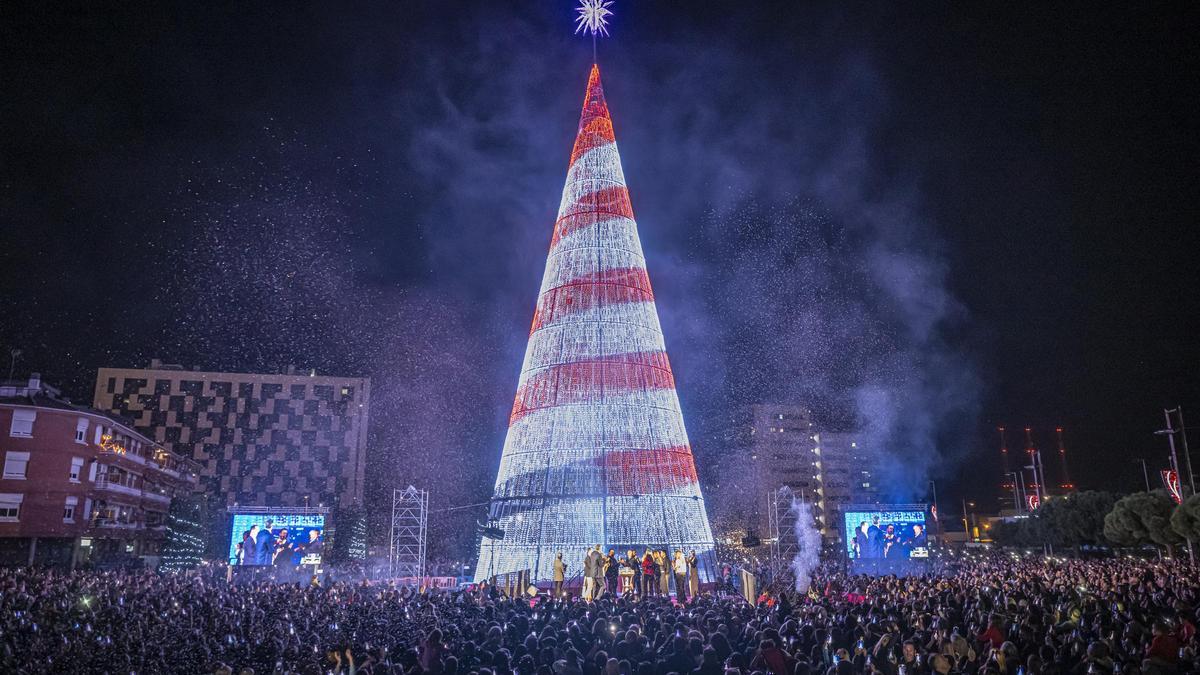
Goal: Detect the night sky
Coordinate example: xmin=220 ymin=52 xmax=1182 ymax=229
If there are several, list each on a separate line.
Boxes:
xmin=2 ymin=2 xmax=1197 ymax=550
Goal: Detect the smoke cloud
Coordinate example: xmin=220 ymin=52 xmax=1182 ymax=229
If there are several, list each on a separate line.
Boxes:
xmin=789 ymin=497 xmax=823 ymax=594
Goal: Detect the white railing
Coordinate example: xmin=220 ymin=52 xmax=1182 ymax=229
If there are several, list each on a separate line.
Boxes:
xmin=94 ymin=479 xmax=142 ymax=498
xmin=142 ymin=491 xmax=171 ymax=505
xmin=95 ymin=520 xmax=139 ymax=529
xmin=159 ymin=467 xmax=180 ymax=479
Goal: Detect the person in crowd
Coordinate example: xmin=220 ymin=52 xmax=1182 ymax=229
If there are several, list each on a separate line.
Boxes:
xmin=657 ymin=550 xmax=671 ymax=597
xmin=2 ymin=553 xmax=1197 ymax=675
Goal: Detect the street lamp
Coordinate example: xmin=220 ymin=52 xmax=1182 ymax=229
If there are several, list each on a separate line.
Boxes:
xmin=1157 ymin=407 xmax=1196 ymax=497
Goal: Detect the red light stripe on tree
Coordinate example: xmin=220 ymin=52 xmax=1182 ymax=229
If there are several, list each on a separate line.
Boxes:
xmin=509 ymin=355 xmax=676 ymax=426
xmin=529 ymin=266 xmax=654 ymax=333
xmin=598 ymin=446 xmax=699 ymax=495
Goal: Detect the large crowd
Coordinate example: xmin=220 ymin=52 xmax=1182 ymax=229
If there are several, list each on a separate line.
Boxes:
xmin=1 ymin=555 xmax=1196 ymax=675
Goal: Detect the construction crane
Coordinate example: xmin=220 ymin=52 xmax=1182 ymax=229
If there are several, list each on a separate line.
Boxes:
xmin=1056 ymin=427 xmax=1074 ymax=491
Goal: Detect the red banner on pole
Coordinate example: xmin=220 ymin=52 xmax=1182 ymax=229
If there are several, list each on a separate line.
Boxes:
xmin=1026 ymin=494 xmax=1040 ymax=510
xmin=1162 ymin=469 xmax=1182 ymax=503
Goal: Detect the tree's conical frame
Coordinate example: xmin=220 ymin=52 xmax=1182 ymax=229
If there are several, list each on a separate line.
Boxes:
xmin=476 ymin=65 xmax=716 ymax=582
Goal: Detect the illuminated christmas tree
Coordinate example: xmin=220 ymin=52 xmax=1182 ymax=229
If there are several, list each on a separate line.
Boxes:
xmin=160 ymin=495 xmax=206 ymax=571
xmin=476 ymin=64 xmax=716 ymax=582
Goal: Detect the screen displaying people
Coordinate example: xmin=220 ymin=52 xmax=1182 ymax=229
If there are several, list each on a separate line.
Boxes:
xmin=844 ymin=509 xmax=928 ymax=560
xmin=228 ymin=513 xmax=325 ymax=566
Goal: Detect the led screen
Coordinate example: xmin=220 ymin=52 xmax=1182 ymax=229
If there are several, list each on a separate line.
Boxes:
xmin=228 ymin=513 xmax=325 ymax=567
xmin=843 ymin=508 xmax=928 ymax=560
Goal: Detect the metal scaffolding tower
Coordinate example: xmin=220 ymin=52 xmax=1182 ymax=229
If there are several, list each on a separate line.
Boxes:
xmin=390 ymin=486 xmax=428 ymax=578
xmin=767 ymin=486 xmax=798 ymax=574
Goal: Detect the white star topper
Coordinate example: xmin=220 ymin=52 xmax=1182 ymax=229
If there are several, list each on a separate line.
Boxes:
xmin=575 ymin=0 xmax=614 ymax=37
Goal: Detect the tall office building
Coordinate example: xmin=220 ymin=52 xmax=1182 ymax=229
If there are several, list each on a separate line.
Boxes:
xmin=93 ymin=361 xmax=369 ymax=509
xmin=716 ymin=404 xmax=882 ymax=544
xmin=475 ymin=65 xmax=716 ymax=582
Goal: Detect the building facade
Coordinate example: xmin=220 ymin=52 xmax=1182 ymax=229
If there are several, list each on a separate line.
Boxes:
xmin=93 ymin=361 xmax=369 ymax=510
xmin=714 ymin=404 xmax=882 ymax=545
xmin=816 ymin=430 xmax=882 ymax=546
xmin=0 ymin=374 xmax=199 ymax=568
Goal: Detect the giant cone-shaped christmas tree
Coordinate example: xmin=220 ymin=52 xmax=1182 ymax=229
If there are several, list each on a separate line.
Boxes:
xmin=476 ymin=65 xmax=716 ymax=582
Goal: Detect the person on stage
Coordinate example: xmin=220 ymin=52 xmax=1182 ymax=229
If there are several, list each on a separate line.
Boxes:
xmin=625 ymin=550 xmax=641 ymax=596
xmin=239 ymin=527 xmax=256 ymax=565
xmin=254 ymin=520 xmax=275 ymax=567
xmin=866 ymin=516 xmax=884 ymax=559
xmin=853 ymin=521 xmax=870 ymax=559
xmin=672 ymin=550 xmax=688 ymax=602
xmin=588 ymin=545 xmax=605 ymax=599
xmin=641 ymin=551 xmax=655 ymax=597
xmin=296 ymin=528 xmax=323 ymax=563
xmin=686 ymin=550 xmax=699 ymax=599
xmin=272 ymin=528 xmax=292 ymax=567
xmin=883 ymin=523 xmax=901 ymax=559
xmin=604 ymin=549 xmax=619 ymax=598
xmin=657 ymin=550 xmax=670 ymax=597
xmin=582 ymin=549 xmax=595 ymax=600
xmin=553 ymin=552 xmax=566 ymax=598
xmin=904 ymin=523 xmax=927 ymax=557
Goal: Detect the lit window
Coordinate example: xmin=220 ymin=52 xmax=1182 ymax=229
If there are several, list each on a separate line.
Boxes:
xmin=75 ymin=418 xmax=89 ymax=443
xmin=3 ymin=452 xmax=30 ymax=479
xmin=9 ymin=409 xmax=35 ymax=437
xmin=69 ymin=457 xmax=84 ymax=482
xmin=64 ymin=496 xmax=78 ymax=522
xmin=0 ymin=493 xmax=21 ymax=521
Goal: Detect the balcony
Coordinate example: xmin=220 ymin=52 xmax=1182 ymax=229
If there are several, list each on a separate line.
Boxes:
xmin=94 ymin=478 xmax=142 ymax=498
xmin=94 ymin=519 xmax=139 ymax=530
xmin=142 ymin=491 xmax=171 ymax=504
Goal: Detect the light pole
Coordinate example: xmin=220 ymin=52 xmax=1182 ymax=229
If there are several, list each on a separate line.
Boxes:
xmin=1008 ymin=471 xmax=1024 ymax=514
xmin=1156 ymin=422 xmax=1184 ymax=497
xmin=1163 ymin=407 xmax=1196 ymax=496
xmin=1134 ymin=458 xmax=1152 ymax=491
xmin=928 ymin=479 xmax=940 ymax=546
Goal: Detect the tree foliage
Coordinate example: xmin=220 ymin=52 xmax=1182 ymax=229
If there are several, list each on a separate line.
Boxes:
xmin=1104 ymin=491 xmax=1183 ymax=552
xmin=1171 ymin=493 xmax=1200 ymax=542
xmin=991 ymin=491 xmax=1117 ymax=549
xmin=1038 ymin=491 xmax=1118 ymax=548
